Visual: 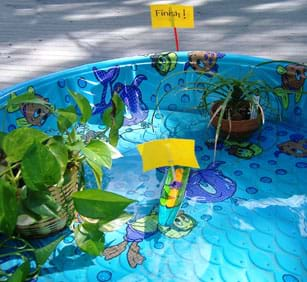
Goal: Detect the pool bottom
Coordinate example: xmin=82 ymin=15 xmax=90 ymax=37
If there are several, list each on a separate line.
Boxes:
xmin=38 ymin=110 xmax=307 ymax=282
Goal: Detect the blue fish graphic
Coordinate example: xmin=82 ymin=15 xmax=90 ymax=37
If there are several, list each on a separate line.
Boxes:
xmin=186 ymin=161 xmax=236 ymax=203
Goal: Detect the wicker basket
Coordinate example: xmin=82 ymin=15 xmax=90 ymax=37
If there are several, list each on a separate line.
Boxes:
xmin=16 ymin=166 xmax=79 ymax=238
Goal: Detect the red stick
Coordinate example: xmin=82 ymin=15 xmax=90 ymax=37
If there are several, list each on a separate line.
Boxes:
xmin=173 ymin=27 xmax=179 ymax=51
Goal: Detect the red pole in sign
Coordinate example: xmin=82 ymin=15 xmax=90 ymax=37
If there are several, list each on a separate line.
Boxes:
xmin=173 ymin=27 xmax=179 ymax=51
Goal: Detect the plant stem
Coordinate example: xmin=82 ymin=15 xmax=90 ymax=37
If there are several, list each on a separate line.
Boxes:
xmin=0 ymin=247 xmax=35 ymax=258
xmin=0 ymin=162 xmax=19 ymax=178
xmin=256 ymin=60 xmax=307 ymax=67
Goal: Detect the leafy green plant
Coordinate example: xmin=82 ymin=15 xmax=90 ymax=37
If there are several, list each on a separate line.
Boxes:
xmin=198 ymin=61 xmax=307 ymax=160
xmin=152 ymin=68 xmax=282 ymax=161
xmin=0 ymin=88 xmax=134 ymax=281
xmin=102 ymin=91 xmax=125 ymax=147
xmin=0 ymin=236 xmax=64 ymax=281
xmin=197 ymin=71 xmax=279 ymax=158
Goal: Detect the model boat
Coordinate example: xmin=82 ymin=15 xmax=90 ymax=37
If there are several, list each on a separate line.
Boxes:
xmin=137 ymin=138 xmax=199 ymax=227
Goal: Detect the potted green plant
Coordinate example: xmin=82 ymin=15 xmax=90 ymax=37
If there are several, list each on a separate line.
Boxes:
xmin=198 ymin=60 xmax=307 ymax=160
xmin=198 ymin=71 xmax=275 ymax=139
xmin=198 ymin=72 xmax=279 ymax=160
xmin=0 ymin=88 xmax=134 ymax=280
xmin=151 ymin=67 xmax=284 ymax=161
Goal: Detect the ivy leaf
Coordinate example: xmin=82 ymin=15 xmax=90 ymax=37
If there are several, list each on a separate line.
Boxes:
xmin=0 ymin=131 xmax=5 ymax=149
xmin=47 ymin=137 xmax=68 ymax=174
xmin=3 ymin=128 xmax=49 ymax=163
xmin=66 ymin=140 xmax=86 ymax=152
xmin=21 ymin=142 xmax=62 ymax=191
xmin=102 ymin=107 xmax=113 ymax=128
xmin=6 ymin=88 xmax=50 ymax=111
xmin=0 ymin=179 xmax=18 ymax=235
xmin=56 ymin=106 xmax=78 ymax=133
xmin=69 ymin=127 xmax=77 ymax=142
xmin=99 ymin=212 xmax=132 ymax=232
xmin=34 ymin=235 xmax=64 ymax=266
xmin=103 ymin=92 xmax=125 ymax=129
xmin=23 ymin=190 xmax=61 ymax=218
xmin=68 ymin=89 xmax=91 ymax=123
xmin=74 ymin=222 xmax=105 ymax=256
xmin=102 ymin=92 xmax=125 ymax=146
xmin=109 ymin=128 xmax=120 ymax=148
xmin=81 ymin=140 xmax=112 ymax=169
xmin=99 ymin=140 xmax=122 ymax=160
xmin=72 ymin=190 xmax=135 ymax=220
xmin=86 ymin=159 xmax=103 ymax=189
xmin=7 ymin=260 xmax=30 ymax=282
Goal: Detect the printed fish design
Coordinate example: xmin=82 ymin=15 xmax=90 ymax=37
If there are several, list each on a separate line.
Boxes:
xmin=102 ymin=210 xmax=196 ymax=268
xmin=224 ymin=140 xmax=263 ymax=159
xmin=184 ymin=51 xmax=225 ymax=74
xmin=150 ymin=52 xmax=178 ymax=76
xmin=7 ymin=87 xmax=51 ymax=127
xmin=186 ymin=161 xmax=236 ymax=203
xmin=92 ymin=66 xmax=120 ymax=115
xmin=274 ymin=64 xmax=307 ymax=109
xmin=275 ymin=133 xmax=307 ymax=158
xmin=114 ymin=75 xmax=148 ymax=126
xmin=92 ymin=66 xmax=148 ymax=126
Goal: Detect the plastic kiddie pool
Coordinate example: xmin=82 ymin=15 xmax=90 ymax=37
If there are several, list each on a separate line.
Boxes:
xmin=0 ymin=51 xmax=306 ymax=282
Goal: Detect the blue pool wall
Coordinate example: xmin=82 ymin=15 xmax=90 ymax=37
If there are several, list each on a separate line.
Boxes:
xmin=0 ymin=51 xmax=306 ymax=133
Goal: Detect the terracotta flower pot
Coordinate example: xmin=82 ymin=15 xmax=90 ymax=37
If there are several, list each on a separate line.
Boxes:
xmin=210 ymin=101 xmax=262 ymax=140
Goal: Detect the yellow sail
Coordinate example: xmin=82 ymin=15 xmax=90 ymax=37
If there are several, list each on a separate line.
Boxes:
xmin=137 ymin=138 xmax=200 ymax=172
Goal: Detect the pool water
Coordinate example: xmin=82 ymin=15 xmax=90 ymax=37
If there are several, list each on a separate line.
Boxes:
xmin=39 ymin=110 xmax=307 ymax=282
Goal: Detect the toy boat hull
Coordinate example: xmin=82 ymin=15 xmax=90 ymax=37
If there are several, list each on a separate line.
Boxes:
xmin=158 ymin=167 xmax=191 ymax=227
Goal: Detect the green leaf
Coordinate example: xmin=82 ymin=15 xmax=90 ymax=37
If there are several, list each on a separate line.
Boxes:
xmin=95 ymin=140 xmax=122 ymax=160
xmin=102 ymin=95 xmax=125 ymax=130
xmin=109 ymin=128 xmax=120 ymax=148
xmin=9 ymin=96 xmax=51 ymax=108
xmin=102 ymin=107 xmax=113 ymax=128
xmin=86 ymin=159 xmax=103 ymax=188
xmin=102 ymin=93 xmax=125 ymax=146
xmin=66 ymin=140 xmax=86 ymax=152
xmin=68 ymin=89 xmax=91 ymax=123
xmin=7 ymin=260 xmax=30 ymax=282
xmin=21 ymin=142 xmax=62 ymax=190
xmin=81 ymin=140 xmax=112 ymax=169
xmin=23 ymin=190 xmax=61 ymax=218
xmin=34 ymin=235 xmax=64 ymax=266
xmin=18 ymin=195 xmax=43 ymax=223
xmin=47 ymin=137 xmax=68 ymax=174
xmin=107 ymin=142 xmax=122 ymax=159
xmin=3 ymin=128 xmax=49 ymax=163
xmin=74 ymin=222 xmax=105 ymax=256
xmin=99 ymin=212 xmax=132 ymax=232
xmin=0 ymin=179 xmax=18 ymax=235
xmin=56 ymin=106 xmax=78 ymax=133
xmin=7 ymin=88 xmax=51 ymax=112
xmin=72 ymin=190 xmax=135 ymax=220
xmin=0 ymin=131 xmax=5 ymax=149
xmin=69 ymin=127 xmax=77 ymax=142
